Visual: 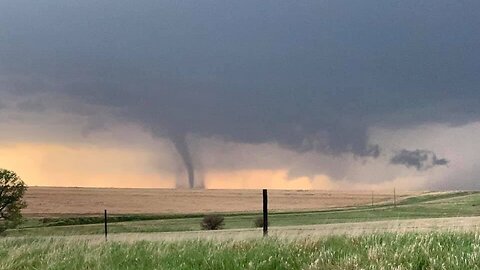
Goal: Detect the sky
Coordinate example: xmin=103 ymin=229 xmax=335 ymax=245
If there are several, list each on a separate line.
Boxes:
xmin=1 ymin=1 xmax=480 ymax=190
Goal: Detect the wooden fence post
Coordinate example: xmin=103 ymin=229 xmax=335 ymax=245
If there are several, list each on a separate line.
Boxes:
xmin=104 ymin=209 xmax=108 ymax=241
xmin=263 ymin=189 xmax=268 ymax=237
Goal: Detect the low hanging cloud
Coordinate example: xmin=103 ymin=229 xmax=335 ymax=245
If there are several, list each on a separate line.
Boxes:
xmin=390 ymin=149 xmax=449 ymax=171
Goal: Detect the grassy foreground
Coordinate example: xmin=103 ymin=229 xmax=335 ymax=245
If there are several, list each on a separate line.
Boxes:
xmin=2 ymin=232 xmax=480 ymax=270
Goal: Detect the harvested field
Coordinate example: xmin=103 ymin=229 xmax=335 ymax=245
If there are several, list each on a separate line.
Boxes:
xmin=23 ymin=187 xmax=417 ymax=217
xmin=11 ymin=191 xmax=475 ymax=237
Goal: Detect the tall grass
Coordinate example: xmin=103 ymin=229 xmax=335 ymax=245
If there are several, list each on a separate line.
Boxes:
xmin=2 ymin=231 xmax=480 ymax=269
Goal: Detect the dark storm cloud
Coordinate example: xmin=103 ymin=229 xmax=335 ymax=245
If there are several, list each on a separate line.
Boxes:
xmin=390 ymin=149 xmax=449 ymax=171
xmin=16 ymin=99 xmax=46 ymax=113
xmin=1 ymin=1 xmax=480 ymax=184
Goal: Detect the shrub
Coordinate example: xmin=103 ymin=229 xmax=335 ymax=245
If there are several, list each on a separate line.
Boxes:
xmin=201 ymin=214 xmax=225 ymax=230
xmin=254 ymin=216 xmax=268 ymax=228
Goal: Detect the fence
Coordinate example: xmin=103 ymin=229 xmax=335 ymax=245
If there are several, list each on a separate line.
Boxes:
xmin=34 ymin=188 xmax=404 ymax=240
xmin=103 ymin=189 xmax=271 ymax=241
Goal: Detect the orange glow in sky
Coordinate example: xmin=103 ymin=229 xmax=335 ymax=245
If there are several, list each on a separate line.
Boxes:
xmin=0 ymin=142 xmax=423 ymax=190
xmin=0 ymin=143 xmax=175 ymax=188
xmin=0 ymin=142 xmax=334 ymax=189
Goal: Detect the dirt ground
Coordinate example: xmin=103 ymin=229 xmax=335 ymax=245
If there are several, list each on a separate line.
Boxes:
xmin=23 ymin=187 xmax=417 ymax=217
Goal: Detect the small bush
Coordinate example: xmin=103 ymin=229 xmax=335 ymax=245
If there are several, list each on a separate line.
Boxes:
xmin=201 ymin=215 xmax=225 ymax=230
xmin=254 ymin=216 xmax=268 ymax=228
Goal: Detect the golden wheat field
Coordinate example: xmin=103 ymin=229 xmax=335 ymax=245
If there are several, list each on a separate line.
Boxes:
xmin=23 ymin=187 xmax=418 ymax=217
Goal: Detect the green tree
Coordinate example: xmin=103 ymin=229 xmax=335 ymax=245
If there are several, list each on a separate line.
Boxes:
xmin=0 ymin=169 xmax=27 ymax=234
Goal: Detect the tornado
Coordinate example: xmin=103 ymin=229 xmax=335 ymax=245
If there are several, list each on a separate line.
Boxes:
xmin=170 ymin=132 xmax=195 ymax=188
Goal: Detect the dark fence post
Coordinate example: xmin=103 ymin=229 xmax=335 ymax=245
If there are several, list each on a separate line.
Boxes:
xmin=104 ymin=209 xmax=108 ymax=241
xmin=263 ymin=189 xmax=268 ymax=237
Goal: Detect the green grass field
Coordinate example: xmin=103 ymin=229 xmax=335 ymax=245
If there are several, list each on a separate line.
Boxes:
xmin=2 ymin=232 xmax=480 ymax=269
xmin=6 ymin=191 xmax=480 ymax=237
xmin=4 ymin=191 xmax=480 ymax=269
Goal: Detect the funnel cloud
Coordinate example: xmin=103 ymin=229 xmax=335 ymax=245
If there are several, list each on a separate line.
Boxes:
xmin=170 ymin=132 xmax=196 ymax=188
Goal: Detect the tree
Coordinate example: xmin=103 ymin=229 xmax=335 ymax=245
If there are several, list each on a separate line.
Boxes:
xmin=0 ymin=169 xmax=27 ymax=234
